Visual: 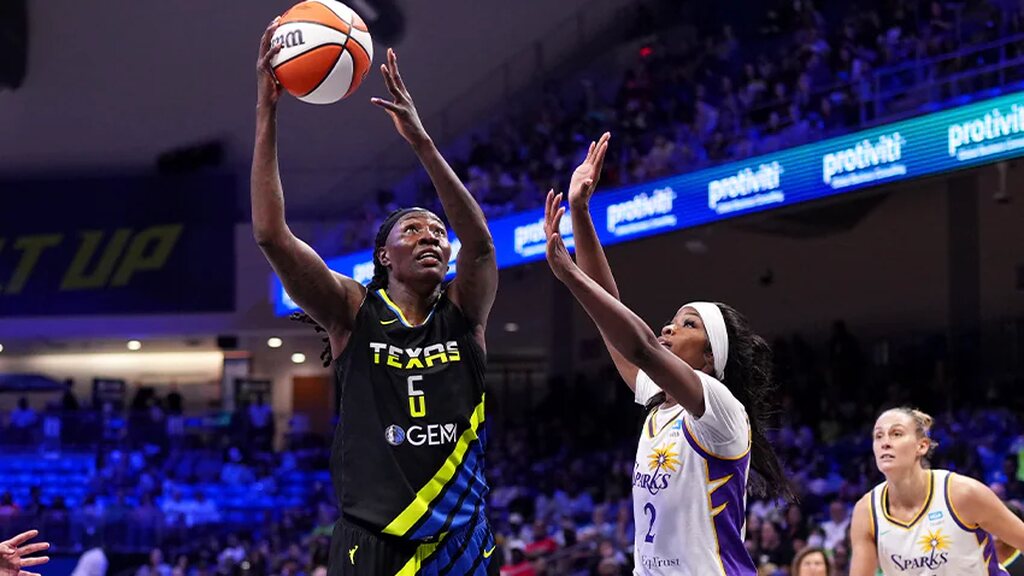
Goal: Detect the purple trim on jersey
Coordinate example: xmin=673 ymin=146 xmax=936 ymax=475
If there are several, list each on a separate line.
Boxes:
xmin=683 ymin=425 xmax=756 ymax=576
xmin=943 ymin=473 xmax=1007 ymax=575
xmin=870 ymin=487 xmax=880 ymax=548
xmin=979 ymin=532 xmax=1006 ymax=575
xmin=943 ymin=472 xmax=976 ymax=533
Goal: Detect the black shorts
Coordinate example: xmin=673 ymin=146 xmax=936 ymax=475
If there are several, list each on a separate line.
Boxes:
xmin=328 ymin=513 xmax=501 ymax=576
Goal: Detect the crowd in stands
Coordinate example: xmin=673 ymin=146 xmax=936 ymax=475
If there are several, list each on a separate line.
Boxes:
xmin=326 ymin=0 xmax=1023 ymax=254
xmin=1 ymin=321 xmax=1023 ymax=575
xmin=2 ymin=2 xmax=1024 ymax=573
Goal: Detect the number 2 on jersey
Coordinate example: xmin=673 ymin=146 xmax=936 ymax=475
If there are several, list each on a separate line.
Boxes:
xmin=408 ymin=375 xmax=426 ymax=417
xmin=643 ymin=503 xmax=657 ymax=543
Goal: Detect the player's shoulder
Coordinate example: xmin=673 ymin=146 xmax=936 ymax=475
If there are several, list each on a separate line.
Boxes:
xmin=333 ymin=271 xmax=368 ymax=299
xmin=850 ymin=492 xmax=876 ymax=539
xmin=692 ymin=371 xmax=746 ymax=417
xmin=694 ymin=370 xmax=733 ymax=399
xmin=946 ymin=470 xmax=987 ymax=505
xmin=854 ymin=491 xmax=873 ymax=514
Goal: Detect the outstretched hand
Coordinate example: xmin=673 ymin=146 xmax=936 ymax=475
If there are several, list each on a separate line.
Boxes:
xmin=371 ymin=48 xmax=430 ymax=148
xmin=0 ymin=530 xmax=49 ymax=576
xmin=568 ymin=132 xmax=611 ymax=207
xmin=257 ymin=17 xmax=283 ymax=107
xmin=544 ymin=190 xmax=577 ymax=283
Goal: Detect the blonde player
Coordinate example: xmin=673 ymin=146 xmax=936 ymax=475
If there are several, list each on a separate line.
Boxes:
xmin=849 ymin=407 xmax=1024 ymax=575
xmin=543 ymin=134 xmax=793 ymax=575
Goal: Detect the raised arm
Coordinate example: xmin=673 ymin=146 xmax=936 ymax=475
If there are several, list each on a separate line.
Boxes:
xmin=371 ymin=49 xmax=497 ymax=337
xmin=544 ymin=192 xmax=704 ymax=414
xmin=567 ymin=133 xmax=641 ymax=391
xmin=848 ymin=494 xmax=879 ymax=576
xmin=951 ymin=474 xmax=1024 ymax=551
xmin=251 ymin=19 xmax=364 ymax=350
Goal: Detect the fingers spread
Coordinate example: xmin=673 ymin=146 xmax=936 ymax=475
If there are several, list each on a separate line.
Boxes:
xmin=370 ymin=98 xmax=401 ymax=113
xmin=388 ymin=49 xmax=407 ymax=93
xmin=19 ymin=556 xmax=50 ymax=567
xmin=381 ymin=64 xmax=400 ymax=97
xmin=18 ymin=543 xmax=49 ymax=556
xmin=6 ymin=532 xmax=38 ymax=548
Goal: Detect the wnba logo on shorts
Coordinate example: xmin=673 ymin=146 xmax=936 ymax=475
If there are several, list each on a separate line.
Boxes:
xmin=385 ymin=425 xmax=406 ymax=446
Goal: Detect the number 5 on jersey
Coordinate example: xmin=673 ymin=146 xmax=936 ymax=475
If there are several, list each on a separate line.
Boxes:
xmin=408 ymin=375 xmax=426 ymax=417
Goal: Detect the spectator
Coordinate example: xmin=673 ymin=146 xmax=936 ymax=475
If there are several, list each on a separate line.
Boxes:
xmin=247 ymin=394 xmax=274 ymax=452
xmin=0 ymin=493 xmax=18 ymax=516
xmin=71 ymin=533 xmax=107 ymax=576
xmin=135 ymin=548 xmax=172 ymax=576
xmin=10 ymin=397 xmax=38 ymax=443
xmin=820 ymin=499 xmax=850 ymax=552
xmin=791 ymin=546 xmax=832 ymax=576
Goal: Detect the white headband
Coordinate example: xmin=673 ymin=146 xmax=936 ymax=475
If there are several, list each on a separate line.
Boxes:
xmin=683 ymin=301 xmax=729 ymax=380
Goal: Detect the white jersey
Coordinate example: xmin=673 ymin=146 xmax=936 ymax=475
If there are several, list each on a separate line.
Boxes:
xmin=871 ymin=469 xmax=1007 ymax=575
xmin=632 ymin=370 xmax=754 ymax=576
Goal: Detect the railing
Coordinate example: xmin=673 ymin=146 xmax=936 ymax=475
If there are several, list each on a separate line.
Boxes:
xmin=0 ymin=510 xmax=253 ymax=554
xmin=866 ymin=32 xmax=1024 ymax=123
xmin=626 ymin=30 xmax=1024 ymax=179
xmin=334 ymin=0 xmax=647 ymax=203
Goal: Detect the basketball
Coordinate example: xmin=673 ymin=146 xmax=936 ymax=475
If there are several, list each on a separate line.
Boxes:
xmin=269 ymin=0 xmax=373 ymax=105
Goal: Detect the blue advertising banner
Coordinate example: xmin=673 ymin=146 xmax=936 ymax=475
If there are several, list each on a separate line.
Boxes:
xmin=274 ymin=90 xmax=1024 ymax=315
xmin=1 ymin=174 xmax=236 ymax=316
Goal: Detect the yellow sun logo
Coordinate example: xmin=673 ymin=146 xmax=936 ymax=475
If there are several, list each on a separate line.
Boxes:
xmin=918 ymin=529 xmax=950 ymax=555
xmin=648 ymin=444 xmax=681 ymax=472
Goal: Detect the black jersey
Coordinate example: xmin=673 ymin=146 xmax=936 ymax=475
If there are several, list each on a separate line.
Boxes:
xmin=1005 ymin=550 xmax=1024 ymax=576
xmin=331 ymin=287 xmax=489 ymax=542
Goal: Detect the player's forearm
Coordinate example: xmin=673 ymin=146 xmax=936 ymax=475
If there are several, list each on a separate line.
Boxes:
xmin=412 ymin=139 xmax=494 ymax=253
xmin=568 ymin=199 xmax=620 ymax=299
xmin=251 ymin=107 xmax=291 ymax=245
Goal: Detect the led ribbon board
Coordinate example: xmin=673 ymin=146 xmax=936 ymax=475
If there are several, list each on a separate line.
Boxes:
xmin=274 ymin=90 xmax=1024 ymax=315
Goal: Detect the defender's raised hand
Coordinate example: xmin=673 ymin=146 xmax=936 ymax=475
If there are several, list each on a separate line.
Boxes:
xmin=544 ymin=190 xmax=576 ymax=283
xmin=568 ymin=132 xmax=611 ymax=208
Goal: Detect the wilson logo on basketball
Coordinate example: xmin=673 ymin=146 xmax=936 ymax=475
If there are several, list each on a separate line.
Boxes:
xmin=272 ymin=29 xmax=306 ymax=49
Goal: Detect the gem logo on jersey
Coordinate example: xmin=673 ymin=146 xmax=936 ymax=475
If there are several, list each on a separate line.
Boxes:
xmin=385 ymin=423 xmax=458 ymax=447
xmin=889 ymin=528 xmax=951 ymax=571
xmin=633 ymin=443 xmax=681 ymax=496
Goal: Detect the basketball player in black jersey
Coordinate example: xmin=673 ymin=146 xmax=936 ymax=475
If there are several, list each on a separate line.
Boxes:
xmin=254 ymin=22 xmax=499 ymax=576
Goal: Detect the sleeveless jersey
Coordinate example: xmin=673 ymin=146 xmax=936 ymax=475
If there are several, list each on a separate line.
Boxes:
xmin=1004 ymin=550 xmax=1024 ymax=576
xmin=331 ymin=288 xmax=489 ymax=542
xmin=633 ymin=370 xmax=755 ymax=576
xmin=870 ymin=469 xmax=1007 ymax=575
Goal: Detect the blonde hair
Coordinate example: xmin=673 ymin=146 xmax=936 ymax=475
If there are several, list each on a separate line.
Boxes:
xmin=884 ymin=407 xmax=939 ymax=467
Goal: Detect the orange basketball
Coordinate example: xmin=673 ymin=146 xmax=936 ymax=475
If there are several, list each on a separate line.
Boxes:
xmin=270 ymin=0 xmax=373 ymax=105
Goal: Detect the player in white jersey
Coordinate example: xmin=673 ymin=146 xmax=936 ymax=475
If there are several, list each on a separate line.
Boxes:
xmin=542 ymin=133 xmax=793 ymax=576
xmin=849 ymin=407 xmax=1024 ymax=576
